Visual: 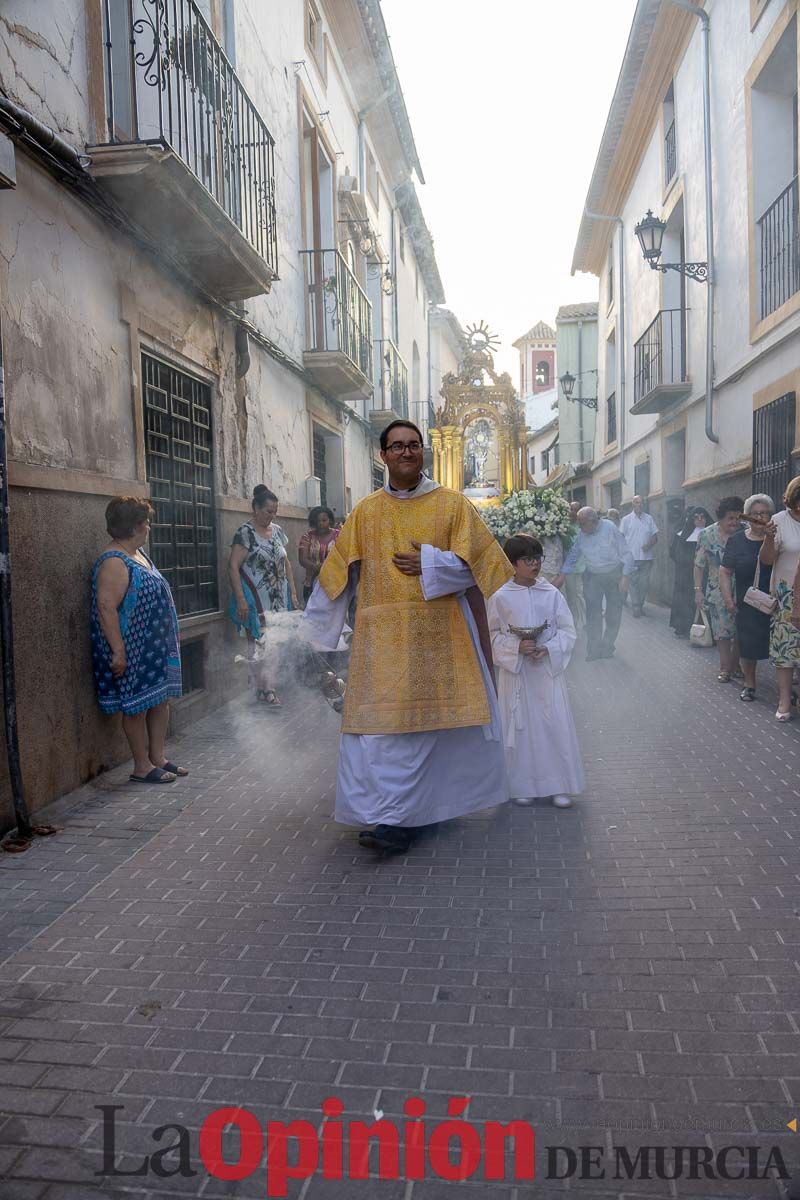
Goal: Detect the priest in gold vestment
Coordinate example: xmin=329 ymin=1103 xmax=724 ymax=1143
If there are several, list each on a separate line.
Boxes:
xmin=303 ymin=420 xmax=513 ymax=853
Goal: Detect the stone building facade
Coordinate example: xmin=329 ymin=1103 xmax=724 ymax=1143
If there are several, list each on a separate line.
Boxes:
xmin=572 ymin=0 xmax=800 ymax=603
xmin=0 ymin=0 xmax=456 ymax=826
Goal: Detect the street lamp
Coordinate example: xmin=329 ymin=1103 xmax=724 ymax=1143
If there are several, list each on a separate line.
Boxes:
xmin=634 ymin=209 xmax=709 ymax=282
xmin=559 ymin=371 xmax=598 ymax=410
xmin=380 ymin=269 xmax=394 ymax=296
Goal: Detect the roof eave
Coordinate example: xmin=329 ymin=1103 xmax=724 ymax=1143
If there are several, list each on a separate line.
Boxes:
xmin=356 ymin=0 xmax=425 ymax=183
xmin=570 ymin=0 xmax=662 ymax=276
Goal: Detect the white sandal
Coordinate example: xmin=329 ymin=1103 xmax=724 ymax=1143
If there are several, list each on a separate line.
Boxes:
xmin=775 ymin=709 xmax=793 ymax=722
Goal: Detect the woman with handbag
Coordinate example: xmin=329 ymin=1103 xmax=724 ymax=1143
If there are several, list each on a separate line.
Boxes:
xmin=759 ymin=475 xmax=800 ymax=721
xmin=719 ymin=495 xmax=775 ymax=702
xmin=693 ymin=496 xmax=745 ymax=682
xmin=669 ymin=507 xmax=711 ymax=637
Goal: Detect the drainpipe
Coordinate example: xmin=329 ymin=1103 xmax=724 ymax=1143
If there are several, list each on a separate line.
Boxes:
xmin=577 ymin=320 xmax=584 ymax=468
xmin=0 ymin=289 xmax=32 ymax=841
xmin=583 ymin=210 xmax=626 ymax=484
xmin=667 ymin=0 xmax=717 ymax=442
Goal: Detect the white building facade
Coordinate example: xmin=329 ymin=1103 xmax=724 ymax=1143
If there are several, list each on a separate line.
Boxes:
xmin=0 ymin=0 xmax=455 ymax=821
xmin=572 ymin=0 xmax=800 ymax=599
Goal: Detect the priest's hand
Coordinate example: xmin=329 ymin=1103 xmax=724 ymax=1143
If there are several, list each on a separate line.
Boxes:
xmin=393 ymin=541 xmax=423 ymax=576
xmin=519 ymin=640 xmax=546 ymax=659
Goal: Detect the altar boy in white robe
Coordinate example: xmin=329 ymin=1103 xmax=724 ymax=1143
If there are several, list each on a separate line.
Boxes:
xmin=488 ymin=533 xmax=585 ymax=809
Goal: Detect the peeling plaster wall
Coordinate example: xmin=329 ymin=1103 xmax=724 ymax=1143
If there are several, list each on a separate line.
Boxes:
xmin=0 ymin=0 xmax=447 ymax=827
xmin=0 ymin=3 xmax=93 ymax=144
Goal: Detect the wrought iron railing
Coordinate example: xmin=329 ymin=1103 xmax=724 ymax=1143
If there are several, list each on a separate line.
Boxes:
xmin=375 ymin=339 xmax=409 ymax=418
xmin=664 ymin=119 xmax=676 ymax=185
xmin=606 ymin=391 xmax=617 ymax=445
xmin=101 ymin=0 xmax=278 ymax=273
xmin=301 ymin=249 xmax=373 ymax=382
xmin=633 ymin=308 xmax=687 ymax=405
xmin=758 ymin=176 xmax=800 ymax=319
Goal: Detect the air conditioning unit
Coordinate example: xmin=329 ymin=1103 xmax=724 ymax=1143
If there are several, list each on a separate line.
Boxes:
xmin=305 ymin=476 xmax=322 ymax=507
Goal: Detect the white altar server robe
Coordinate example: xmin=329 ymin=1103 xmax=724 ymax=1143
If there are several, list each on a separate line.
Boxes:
xmin=488 ymin=578 xmax=586 ymax=800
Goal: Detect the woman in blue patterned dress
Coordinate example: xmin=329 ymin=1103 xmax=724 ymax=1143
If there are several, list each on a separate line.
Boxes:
xmin=91 ymin=497 xmax=184 ymax=783
xmin=228 ymin=485 xmax=299 ymax=708
xmin=693 ymin=496 xmax=744 ymax=682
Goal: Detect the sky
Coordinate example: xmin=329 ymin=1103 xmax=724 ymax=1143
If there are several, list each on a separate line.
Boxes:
xmin=380 ymin=0 xmax=639 ymax=378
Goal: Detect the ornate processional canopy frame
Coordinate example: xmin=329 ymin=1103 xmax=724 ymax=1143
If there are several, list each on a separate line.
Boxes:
xmin=431 ymin=322 xmax=528 ymax=495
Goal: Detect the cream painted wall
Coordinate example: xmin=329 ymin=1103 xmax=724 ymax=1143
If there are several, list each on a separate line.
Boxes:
xmin=589 ymin=0 xmax=800 ymax=511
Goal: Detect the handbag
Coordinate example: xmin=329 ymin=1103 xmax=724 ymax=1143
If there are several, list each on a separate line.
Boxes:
xmin=690 ymin=606 xmax=714 ymax=647
xmin=743 ymin=554 xmax=777 ymax=615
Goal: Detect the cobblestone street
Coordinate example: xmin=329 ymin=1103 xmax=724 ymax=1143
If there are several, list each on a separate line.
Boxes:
xmin=1 ymin=604 xmax=800 ymax=1199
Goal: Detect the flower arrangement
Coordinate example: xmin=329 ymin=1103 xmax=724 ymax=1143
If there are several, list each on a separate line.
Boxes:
xmin=480 ymin=488 xmax=574 ymax=547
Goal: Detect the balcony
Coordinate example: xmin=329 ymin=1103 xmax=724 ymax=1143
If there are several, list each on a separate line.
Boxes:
xmin=370 ymin=339 xmax=409 ymax=434
xmin=758 ymin=175 xmax=800 ymax=320
xmin=301 ymin=249 xmax=374 ymax=399
xmin=631 ymin=309 xmax=691 ymax=415
xmin=89 ymin=0 xmax=278 ymax=300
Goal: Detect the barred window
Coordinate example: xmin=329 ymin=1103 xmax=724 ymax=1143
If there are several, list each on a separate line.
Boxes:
xmin=142 ymin=352 xmax=218 ymax=617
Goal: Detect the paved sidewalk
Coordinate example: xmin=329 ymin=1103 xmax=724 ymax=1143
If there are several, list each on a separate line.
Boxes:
xmin=0 ymin=605 xmax=800 ymax=1198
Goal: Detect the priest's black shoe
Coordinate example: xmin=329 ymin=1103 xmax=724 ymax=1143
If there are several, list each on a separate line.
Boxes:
xmin=358 ymin=825 xmax=412 ymax=854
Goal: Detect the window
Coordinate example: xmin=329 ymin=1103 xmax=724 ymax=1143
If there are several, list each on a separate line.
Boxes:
xmin=607 ymin=480 xmax=622 ymax=511
xmin=605 ymin=332 xmax=617 ymax=446
xmin=180 ymin=639 xmax=206 ymax=695
xmin=365 ymin=147 xmax=379 ymax=208
xmin=664 ymin=82 xmax=676 ymax=188
xmin=753 ymin=391 xmax=796 ymax=502
xmin=306 ymin=0 xmax=325 ymax=71
xmin=142 ymin=352 xmax=218 ymax=617
xmin=312 ymin=423 xmax=327 ymax=506
xmin=535 ymin=360 xmax=550 ymax=388
xmin=399 ymin=226 xmax=405 ymax=262
xmin=750 ymin=15 xmax=799 ymax=321
xmin=634 ymin=461 xmax=651 ymax=501
xmin=373 ymin=462 xmax=385 ymax=491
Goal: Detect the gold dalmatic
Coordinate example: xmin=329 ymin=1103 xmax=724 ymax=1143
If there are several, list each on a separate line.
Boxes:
xmin=319 ymin=487 xmax=513 ymax=735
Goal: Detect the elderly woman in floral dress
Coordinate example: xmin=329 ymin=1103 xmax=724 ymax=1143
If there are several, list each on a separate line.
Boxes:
xmin=759 ymin=475 xmax=800 ymax=721
xmin=228 ymin=485 xmax=299 ymax=708
xmin=693 ymin=496 xmax=744 ymax=682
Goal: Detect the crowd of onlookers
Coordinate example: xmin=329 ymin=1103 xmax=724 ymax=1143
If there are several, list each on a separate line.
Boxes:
xmin=545 ymin=480 xmax=800 ymax=720
xmin=88 ymin=471 xmax=800 ymax=787
xmin=669 ymin=480 xmax=800 ymax=719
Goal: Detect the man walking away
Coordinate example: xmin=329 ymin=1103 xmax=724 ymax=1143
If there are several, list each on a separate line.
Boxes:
xmin=620 ymin=496 xmax=658 ymax=617
xmin=553 ymin=508 xmax=634 ymax=660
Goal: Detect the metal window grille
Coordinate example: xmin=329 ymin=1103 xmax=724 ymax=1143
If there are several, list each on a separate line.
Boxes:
xmin=606 ymin=392 xmax=617 ymax=446
xmin=312 ymin=426 xmax=327 ymax=506
xmin=752 ymin=392 xmax=796 ymax=504
xmin=142 ymin=352 xmax=218 ymax=617
xmin=372 ymin=463 xmax=385 ymax=491
xmin=758 ymin=176 xmax=800 ymax=319
xmin=634 ymin=461 xmax=651 ymax=501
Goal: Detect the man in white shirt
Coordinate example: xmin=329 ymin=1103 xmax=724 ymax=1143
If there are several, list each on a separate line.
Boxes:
xmin=620 ymin=496 xmax=659 ymax=618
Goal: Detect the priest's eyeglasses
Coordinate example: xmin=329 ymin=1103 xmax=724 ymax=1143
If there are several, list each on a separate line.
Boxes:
xmin=385 ymin=441 xmax=423 ymax=454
